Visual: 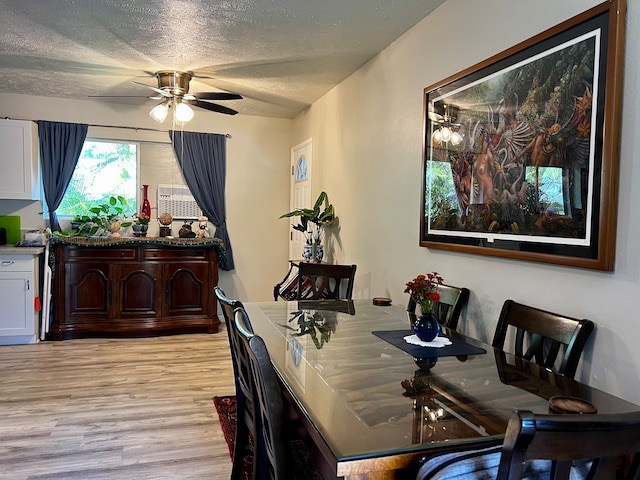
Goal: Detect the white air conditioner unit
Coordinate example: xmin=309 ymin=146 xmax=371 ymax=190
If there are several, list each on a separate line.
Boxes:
xmin=157 ymin=184 xmax=202 ymax=220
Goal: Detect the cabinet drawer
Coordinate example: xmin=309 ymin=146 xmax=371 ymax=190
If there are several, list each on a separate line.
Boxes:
xmin=143 ymin=248 xmax=207 ymax=260
xmin=67 ymin=247 xmax=137 ymax=260
xmin=0 ymin=256 xmax=34 ymax=272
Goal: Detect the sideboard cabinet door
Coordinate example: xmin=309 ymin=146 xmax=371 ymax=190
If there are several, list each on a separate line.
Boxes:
xmin=66 ymin=263 xmax=112 ymax=322
xmin=115 ymin=263 xmax=163 ymax=319
xmin=164 ymin=262 xmax=208 ymax=317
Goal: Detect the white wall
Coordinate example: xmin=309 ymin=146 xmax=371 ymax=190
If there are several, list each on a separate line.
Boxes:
xmin=293 ymin=0 xmax=640 ymax=403
xmin=0 ymin=92 xmax=293 ymax=302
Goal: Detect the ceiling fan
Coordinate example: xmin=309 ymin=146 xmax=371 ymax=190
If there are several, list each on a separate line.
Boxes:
xmin=138 ymin=70 xmax=242 ymax=116
xmin=91 ymin=70 xmax=243 ymax=120
xmin=429 ymin=103 xmax=462 ymax=145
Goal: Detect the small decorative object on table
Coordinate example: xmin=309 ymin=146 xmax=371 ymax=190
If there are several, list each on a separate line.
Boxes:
xmin=178 ymin=220 xmax=196 ymax=238
xmin=158 ymin=212 xmax=173 ymax=237
xmin=140 ymin=184 xmax=151 ymax=219
xmin=405 ymin=272 xmax=444 ymax=342
xmin=549 ymin=395 xmax=597 ymax=414
xmin=372 ymin=297 xmax=392 ymax=306
xmin=108 ymin=220 xmax=122 ymax=237
xmin=195 ymin=215 xmax=209 ymax=238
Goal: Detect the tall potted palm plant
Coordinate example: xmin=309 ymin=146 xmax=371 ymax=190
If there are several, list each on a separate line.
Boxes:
xmin=280 ymin=191 xmax=335 ymax=262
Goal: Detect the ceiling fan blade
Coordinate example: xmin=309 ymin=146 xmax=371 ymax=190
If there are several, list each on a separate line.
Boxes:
xmin=88 ymin=94 xmax=151 ymax=98
xmin=196 ymin=92 xmax=243 ymax=101
xmin=428 ymin=111 xmax=444 ymax=123
xmin=192 ymin=100 xmax=238 ymax=115
xmin=132 ymin=80 xmax=172 ymax=98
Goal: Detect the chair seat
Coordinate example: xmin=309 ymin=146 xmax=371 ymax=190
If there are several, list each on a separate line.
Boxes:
xmin=416 ymin=445 xmax=591 ymax=480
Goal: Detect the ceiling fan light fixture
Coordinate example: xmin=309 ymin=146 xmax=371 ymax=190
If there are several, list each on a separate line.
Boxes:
xmin=175 ymin=102 xmax=194 ymax=123
xmin=440 ymin=126 xmax=452 ymax=142
xmin=150 ymin=102 xmax=169 ymax=123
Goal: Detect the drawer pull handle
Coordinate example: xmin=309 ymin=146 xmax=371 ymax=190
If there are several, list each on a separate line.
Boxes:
xmin=1 ymin=260 xmax=15 ymax=266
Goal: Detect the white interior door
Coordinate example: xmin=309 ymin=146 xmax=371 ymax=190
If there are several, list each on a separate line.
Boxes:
xmin=289 ymin=138 xmax=312 ymax=259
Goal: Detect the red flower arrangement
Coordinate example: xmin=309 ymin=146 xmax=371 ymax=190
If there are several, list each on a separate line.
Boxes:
xmin=404 ymin=272 xmax=443 ymax=315
xmin=134 ymin=212 xmax=150 ymax=225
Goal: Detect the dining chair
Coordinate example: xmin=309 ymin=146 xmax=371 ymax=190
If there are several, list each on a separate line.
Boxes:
xmin=213 ymin=286 xmax=257 ymax=480
xmin=416 ymin=409 xmax=640 ymax=479
xmin=296 ymin=262 xmax=357 ymax=300
xmin=234 ymin=307 xmax=324 ymax=480
xmin=491 ymin=299 xmax=595 ymax=378
xmin=406 ymin=284 xmax=470 ymax=331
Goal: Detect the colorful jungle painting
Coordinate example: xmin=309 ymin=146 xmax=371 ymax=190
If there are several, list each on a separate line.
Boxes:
xmin=423 ymin=24 xmax=603 ymax=249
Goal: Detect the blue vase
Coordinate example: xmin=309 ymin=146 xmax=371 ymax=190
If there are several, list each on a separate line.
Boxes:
xmin=414 ymin=313 xmax=440 ymax=342
xmin=302 ymin=244 xmax=324 ymax=263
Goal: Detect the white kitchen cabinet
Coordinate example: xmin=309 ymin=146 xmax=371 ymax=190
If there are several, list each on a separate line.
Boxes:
xmin=0 ymin=254 xmax=40 ymax=345
xmin=0 ymin=119 xmax=40 ymax=200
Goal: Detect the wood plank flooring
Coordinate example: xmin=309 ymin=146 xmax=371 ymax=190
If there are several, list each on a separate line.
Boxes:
xmin=0 ymin=332 xmax=235 ymax=479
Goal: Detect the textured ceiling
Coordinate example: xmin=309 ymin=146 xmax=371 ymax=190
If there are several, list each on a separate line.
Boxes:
xmin=0 ymin=0 xmax=445 ymax=118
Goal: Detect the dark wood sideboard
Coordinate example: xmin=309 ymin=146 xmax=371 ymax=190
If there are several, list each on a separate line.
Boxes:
xmin=51 ymin=237 xmax=222 ymax=340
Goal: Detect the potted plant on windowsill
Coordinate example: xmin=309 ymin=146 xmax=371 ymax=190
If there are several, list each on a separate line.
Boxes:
xmin=71 ymin=196 xmax=132 ymax=237
xmin=279 ymin=191 xmax=335 ymax=263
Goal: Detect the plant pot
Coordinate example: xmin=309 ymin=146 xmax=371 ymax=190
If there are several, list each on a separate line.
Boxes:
xmin=414 ymin=313 xmax=440 ymax=342
xmin=132 ymin=224 xmax=148 ymax=237
xmin=302 ymin=244 xmax=324 ymax=263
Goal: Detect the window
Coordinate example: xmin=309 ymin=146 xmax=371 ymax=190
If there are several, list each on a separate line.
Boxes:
xmin=295 ymin=154 xmax=308 ymax=182
xmin=56 ymin=140 xmax=138 ymax=217
xmin=426 ymin=160 xmax=460 ymax=224
xmin=525 ymin=166 xmax=566 ymax=215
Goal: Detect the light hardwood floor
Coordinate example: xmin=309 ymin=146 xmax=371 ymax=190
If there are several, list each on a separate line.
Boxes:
xmin=0 ymin=332 xmax=235 ymax=479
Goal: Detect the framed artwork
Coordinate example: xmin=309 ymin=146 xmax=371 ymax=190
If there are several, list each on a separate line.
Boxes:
xmin=420 ymin=0 xmax=626 ymax=271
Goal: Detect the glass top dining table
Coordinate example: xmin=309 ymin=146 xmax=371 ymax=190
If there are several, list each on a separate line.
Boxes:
xmin=243 ymin=299 xmax=639 ymax=479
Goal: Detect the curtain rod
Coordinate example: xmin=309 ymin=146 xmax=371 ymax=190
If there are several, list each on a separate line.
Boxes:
xmin=3 ymin=116 xmax=232 ymax=138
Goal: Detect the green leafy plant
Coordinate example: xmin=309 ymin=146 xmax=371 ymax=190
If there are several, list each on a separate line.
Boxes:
xmin=71 ymin=196 xmax=132 ymax=236
xmin=279 ymin=191 xmax=335 ymax=245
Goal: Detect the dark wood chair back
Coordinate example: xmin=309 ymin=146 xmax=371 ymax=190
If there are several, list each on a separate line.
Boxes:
xmin=214 ymin=286 xmax=244 ymax=382
xmin=235 ymin=307 xmax=298 ymax=480
xmin=240 ymin=323 xmax=291 ymax=478
xmin=492 ymin=299 xmax=594 ymax=378
xmin=417 ymin=409 xmax=640 ymax=479
xmin=234 ymin=307 xmax=325 ymax=480
xmin=406 ymin=284 xmax=470 ymax=330
xmin=213 ymin=287 xmax=258 ymax=480
xmin=498 ymin=409 xmax=640 ymax=479
xmin=296 ymin=263 xmax=357 ymax=300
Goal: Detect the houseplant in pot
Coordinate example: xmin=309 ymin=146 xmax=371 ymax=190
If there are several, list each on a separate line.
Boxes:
xmin=71 ymin=195 xmax=132 ymax=236
xmin=280 ymin=191 xmax=335 ymax=263
xmin=132 ymin=212 xmax=150 ymax=237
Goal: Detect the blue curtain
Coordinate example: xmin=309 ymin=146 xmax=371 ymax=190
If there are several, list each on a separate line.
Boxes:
xmin=170 ymin=130 xmax=235 ymax=270
xmin=37 ymin=121 xmax=88 ymax=232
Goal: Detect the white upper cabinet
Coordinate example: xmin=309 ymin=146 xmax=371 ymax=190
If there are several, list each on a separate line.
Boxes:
xmin=0 ymin=119 xmax=40 ymax=200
